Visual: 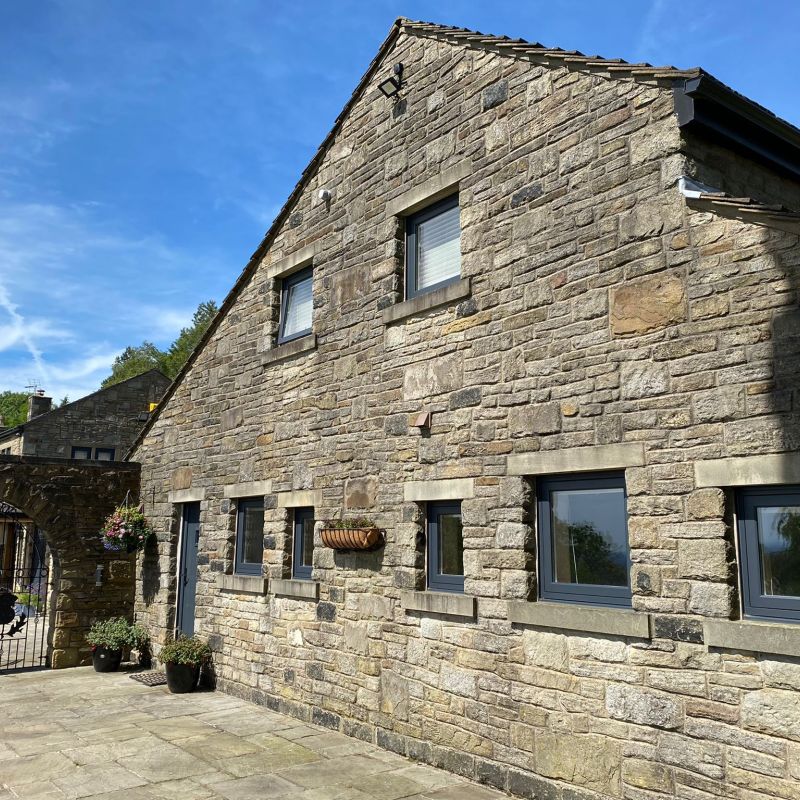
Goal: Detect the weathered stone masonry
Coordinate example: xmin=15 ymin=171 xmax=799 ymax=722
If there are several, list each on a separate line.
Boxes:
xmin=132 ymin=19 xmax=800 ymax=800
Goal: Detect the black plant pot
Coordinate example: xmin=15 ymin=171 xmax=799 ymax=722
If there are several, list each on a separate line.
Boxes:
xmin=92 ymin=646 xmax=123 ymax=672
xmin=165 ymin=662 xmax=200 ymax=693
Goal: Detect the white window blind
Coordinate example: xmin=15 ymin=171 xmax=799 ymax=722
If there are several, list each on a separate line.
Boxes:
xmin=282 ymin=274 xmax=313 ymax=338
xmin=416 ymin=204 xmax=460 ymax=290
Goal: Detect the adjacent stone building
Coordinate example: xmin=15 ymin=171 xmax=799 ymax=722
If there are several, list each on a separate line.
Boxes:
xmin=0 ymin=370 xmax=170 ymax=460
xmin=131 ymin=19 xmax=800 ymax=800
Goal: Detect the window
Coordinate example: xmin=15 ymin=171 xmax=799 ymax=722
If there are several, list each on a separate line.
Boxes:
xmin=738 ymin=487 xmax=800 ymax=621
xmin=427 ymin=501 xmax=464 ymax=593
xmin=235 ymin=498 xmax=264 ymax=576
xmin=292 ymin=507 xmax=315 ymax=579
xmin=278 ymin=266 xmax=313 ymax=344
xmin=71 ymin=446 xmax=92 ymax=460
xmin=94 ymin=448 xmax=115 ymax=461
xmin=537 ymin=473 xmax=631 ymax=607
xmin=406 ymin=195 xmax=460 ymax=299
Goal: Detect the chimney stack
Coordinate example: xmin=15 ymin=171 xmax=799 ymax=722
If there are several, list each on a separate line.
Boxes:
xmin=27 ymin=390 xmax=52 ymax=421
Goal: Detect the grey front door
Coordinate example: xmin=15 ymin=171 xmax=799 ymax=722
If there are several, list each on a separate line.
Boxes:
xmin=176 ymin=502 xmax=200 ymax=636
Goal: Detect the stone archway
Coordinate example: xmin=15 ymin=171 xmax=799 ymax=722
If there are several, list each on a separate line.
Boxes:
xmin=0 ymin=454 xmax=140 ymax=668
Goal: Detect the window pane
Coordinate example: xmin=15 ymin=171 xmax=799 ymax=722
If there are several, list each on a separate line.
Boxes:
xmin=438 ymin=513 xmax=464 ymax=576
xmin=72 ymin=448 xmax=90 ymax=460
xmin=282 ymin=274 xmax=313 ymax=338
xmin=241 ymin=504 xmax=264 ymax=565
xmin=551 ymin=487 xmax=628 ymax=586
xmin=95 ymin=449 xmax=114 ymax=461
xmin=417 ymin=205 xmax=460 ymax=290
xmin=301 ymin=515 xmax=314 ymax=567
xmin=756 ymin=506 xmax=800 ymax=597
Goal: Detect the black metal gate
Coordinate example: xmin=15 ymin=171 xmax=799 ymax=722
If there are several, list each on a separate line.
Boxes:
xmin=0 ymin=549 xmax=50 ymax=672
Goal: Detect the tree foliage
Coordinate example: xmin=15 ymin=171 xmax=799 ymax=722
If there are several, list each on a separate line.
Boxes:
xmin=0 ymin=391 xmax=28 ymax=427
xmin=101 ymin=300 xmax=218 ymax=388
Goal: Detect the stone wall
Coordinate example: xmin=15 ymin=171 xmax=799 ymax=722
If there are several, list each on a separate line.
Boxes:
xmin=8 ymin=370 xmax=169 ymax=460
xmin=133 ymin=27 xmax=800 ymax=800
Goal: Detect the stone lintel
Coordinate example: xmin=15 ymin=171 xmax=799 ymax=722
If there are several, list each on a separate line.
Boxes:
xmin=167 ymin=488 xmax=206 ymax=504
xmin=272 ymin=578 xmax=320 ymax=600
xmin=262 ymin=334 xmax=317 ymax=366
xmin=382 ymin=279 xmax=471 ymax=325
xmin=507 ymin=443 xmax=646 ymax=476
xmin=695 ymin=453 xmax=800 ymax=488
xmin=401 ymin=590 xmax=476 ymax=619
xmin=265 ymin=242 xmax=320 ymax=280
xmin=276 ymin=489 xmax=323 ymax=508
xmin=386 ymin=161 xmax=472 ymax=218
xmin=223 ymin=480 xmax=272 ymax=499
xmin=704 ymin=619 xmax=800 ymax=657
xmin=217 ymin=574 xmax=268 ymax=594
xmin=403 ymin=478 xmax=475 ymax=502
xmin=508 ymin=601 xmax=651 ymax=639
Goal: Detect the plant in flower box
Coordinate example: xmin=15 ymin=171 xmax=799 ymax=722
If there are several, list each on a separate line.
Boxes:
xmin=320 ymin=516 xmax=383 ymax=551
xmin=100 ymin=503 xmax=154 ymax=553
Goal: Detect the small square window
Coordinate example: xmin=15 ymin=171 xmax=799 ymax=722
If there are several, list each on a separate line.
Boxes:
xmin=738 ymin=487 xmax=800 ymax=621
xmin=94 ymin=448 xmax=115 ymax=461
xmin=71 ymin=446 xmax=92 ymax=460
xmin=406 ymin=195 xmax=461 ymax=299
xmin=292 ymin=507 xmax=315 ymax=580
xmin=278 ymin=266 xmax=313 ymax=344
xmin=427 ymin=501 xmax=464 ymax=593
xmin=235 ymin=498 xmax=264 ymax=576
xmin=538 ymin=472 xmax=631 ymax=607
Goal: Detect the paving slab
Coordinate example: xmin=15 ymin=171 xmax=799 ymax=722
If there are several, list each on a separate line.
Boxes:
xmin=0 ymin=668 xmax=506 ymax=800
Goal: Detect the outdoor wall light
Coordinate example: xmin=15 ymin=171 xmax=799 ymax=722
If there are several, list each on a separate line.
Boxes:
xmin=378 ymin=63 xmax=403 ymax=99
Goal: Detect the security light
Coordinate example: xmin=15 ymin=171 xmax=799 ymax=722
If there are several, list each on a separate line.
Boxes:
xmin=378 ymin=63 xmax=403 ymax=98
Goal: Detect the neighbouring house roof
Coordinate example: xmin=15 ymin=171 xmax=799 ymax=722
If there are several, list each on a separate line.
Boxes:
xmin=126 ymin=18 xmax=800 ymax=458
xmin=0 ymin=369 xmax=169 ymax=446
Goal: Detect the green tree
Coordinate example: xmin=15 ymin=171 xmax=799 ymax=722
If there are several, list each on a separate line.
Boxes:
xmin=0 ymin=391 xmax=28 ymax=427
xmin=100 ymin=300 xmax=218 ymax=388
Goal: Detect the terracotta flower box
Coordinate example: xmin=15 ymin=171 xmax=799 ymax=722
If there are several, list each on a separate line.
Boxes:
xmin=320 ymin=526 xmax=383 ymax=551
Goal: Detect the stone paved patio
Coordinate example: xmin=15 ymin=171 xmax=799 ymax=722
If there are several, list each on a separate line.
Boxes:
xmin=0 ymin=668 xmax=506 ymax=800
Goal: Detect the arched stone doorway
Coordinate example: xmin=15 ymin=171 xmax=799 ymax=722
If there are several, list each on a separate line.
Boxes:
xmin=0 ymin=454 xmax=140 ymax=668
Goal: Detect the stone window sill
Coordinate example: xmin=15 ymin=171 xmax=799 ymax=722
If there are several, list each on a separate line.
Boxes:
xmin=381 ymin=279 xmax=471 ymax=325
xmin=704 ymin=619 xmax=800 ymax=657
xmin=271 ymin=578 xmax=320 ymax=600
xmin=400 ymin=590 xmax=476 ymax=619
xmin=262 ymin=334 xmax=316 ymax=365
xmin=217 ymin=574 xmax=268 ymax=595
xmin=508 ymin=600 xmax=651 ymax=639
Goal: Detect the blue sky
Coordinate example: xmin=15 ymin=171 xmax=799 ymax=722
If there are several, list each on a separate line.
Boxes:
xmin=1 ymin=1 xmax=798 ymax=401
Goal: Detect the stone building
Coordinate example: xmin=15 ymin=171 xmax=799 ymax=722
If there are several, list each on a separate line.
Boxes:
xmin=0 ymin=370 xmax=170 ymax=460
xmin=131 ymin=19 xmax=800 ymax=800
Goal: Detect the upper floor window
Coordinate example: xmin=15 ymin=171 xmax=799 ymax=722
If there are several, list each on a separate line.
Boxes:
xmin=292 ymin=506 xmax=315 ymax=580
xmin=95 ymin=448 xmax=115 ymax=461
xmin=71 ymin=446 xmax=92 ymax=460
xmin=738 ymin=486 xmax=800 ymax=621
xmin=537 ymin=472 xmax=631 ymax=607
xmin=406 ymin=195 xmax=460 ymax=299
xmin=278 ymin=266 xmax=313 ymax=344
xmin=427 ymin=501 xmax=464 ymax=593
xmin=235 ymin=498 xmax=264 ymax=576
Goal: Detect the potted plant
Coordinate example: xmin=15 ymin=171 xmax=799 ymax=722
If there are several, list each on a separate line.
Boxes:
xmin=158 ymin=635 xmax=212 ymax=694
xmin=320 ymin=517 xmax=383 ymax=551
xmin=86 ymin=617 xmax=144 ymax=672
xmin=100 ymin=503 xmax=154 ymax=553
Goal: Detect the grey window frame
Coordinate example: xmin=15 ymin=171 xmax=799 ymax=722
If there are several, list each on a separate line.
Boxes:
xmin=292 ymin=506 xmax=315 ymax=580
xmin=277 ymin=266 xmax=313 ymax=345
xmin=537 ymin=472 xmax=632 ymax=607
xmin=405 ymin=194 xmax=460 ymax=300
xmin=427 ymin=501 xmax=464 ymax=593
xmin=235 ymin=497 xmax=264 ymax=576
xmin=737 ymin=486 xmax=800 ymax=622
xmin=71 ymin=446 xmax=92 ymax=460
xmin=94 ymin=447 xmax=115 ymax=461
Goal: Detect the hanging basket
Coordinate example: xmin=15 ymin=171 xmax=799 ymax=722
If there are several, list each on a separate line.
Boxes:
xmin=320 ymin=526 xmax=383 ymax=552
xmin=100 ymin=498 xmax=154 ymax=553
